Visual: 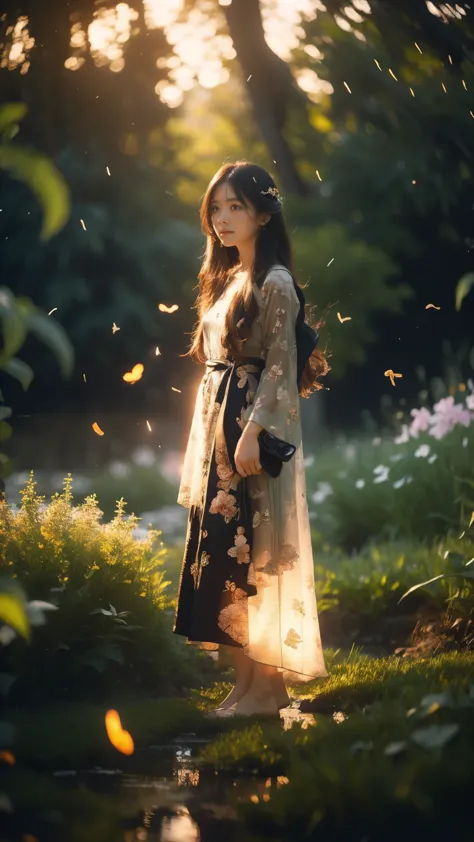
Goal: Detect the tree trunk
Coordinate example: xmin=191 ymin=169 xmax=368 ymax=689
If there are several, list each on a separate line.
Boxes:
xmin=222 ymin=0 xmax=314 ymax=197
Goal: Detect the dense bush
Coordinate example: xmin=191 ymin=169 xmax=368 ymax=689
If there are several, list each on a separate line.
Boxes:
xmin=0 ymin=472 xmax=213 ymax=704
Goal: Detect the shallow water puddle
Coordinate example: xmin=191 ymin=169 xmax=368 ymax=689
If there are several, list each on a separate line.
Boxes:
xmin=46 ymin=708 xmax=344 ymax=840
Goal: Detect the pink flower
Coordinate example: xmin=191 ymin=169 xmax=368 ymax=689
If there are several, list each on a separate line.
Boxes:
xmin=409 ymin=407 xmax=432 ymax=438
xmin=466 ymin=393 xmax=474 ymax=411
xmin=429 ymin=396 xmax=471 ymax=440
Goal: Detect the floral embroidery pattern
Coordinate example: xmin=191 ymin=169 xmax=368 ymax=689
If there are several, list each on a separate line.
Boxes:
xmin=293 ymin=599 xmax=306 ymax=616
xmin=253 ymin=509 xmax=271 ymax=528
xmin=215 ymin=442 xmax=240 ymax=494
xmin=217 ymin=579 xmax=249 ymax=645
xmin=190 ymin=550 xmax=210 ymax=589
xmin=267 ymin=363 xmax=284 ymax=380
xmin=209 ymin=489 xmax=238 ymax=521
xmin=284 ymin=628 xmax=303 ymax=649
xmin=228 ymin=526 xmax=250 ymax=564
xmin=261 ymin=542 xmax=299 ymax=575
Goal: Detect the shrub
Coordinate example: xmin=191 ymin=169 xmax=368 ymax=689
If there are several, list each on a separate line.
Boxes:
xmin=0 ymin=472 xmax=212 ymax=704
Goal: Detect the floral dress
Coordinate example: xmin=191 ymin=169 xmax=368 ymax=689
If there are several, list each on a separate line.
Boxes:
xmin=173 ymin=266 xmax=327 ymax=682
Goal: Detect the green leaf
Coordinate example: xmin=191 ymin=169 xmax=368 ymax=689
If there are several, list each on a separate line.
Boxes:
xmin=0 ymin=288 xmax=29 ymax=364
xmin=398 ymin=571 xmax=474 ymax=603
xmin=0 ymin=357 xmax=34 ymax=390
xmin=26 ymin=308 xmax=74 ymax=378
xmin=0 ymin=422 xmax=12 ymax=442
xmin=0 ymin=144 xmax=70 ymax=240
xmin=411 ymin=723 xmax=459 ymax=749
xmin=455 ymin=272 xmax=474 ymax=311
xmin=0 ymin=593 xmax=30 ymax=641
xmin=0 ymin=103 xmax=28 ymax=133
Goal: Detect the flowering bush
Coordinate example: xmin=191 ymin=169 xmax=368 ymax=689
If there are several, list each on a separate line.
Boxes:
xmin=0 ymin=472 xmax=211 ymax=704
xmin=305 ymin=387 xmax=474 ymax=550
xmin=396 ymin=382 xmax=474 ymax=443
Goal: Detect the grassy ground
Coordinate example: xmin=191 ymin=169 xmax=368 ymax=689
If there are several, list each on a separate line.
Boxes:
xmin=5 ymin=649 xmax=474 ymax=839
xmin=5 ymin=648 xmax=474 ymax=767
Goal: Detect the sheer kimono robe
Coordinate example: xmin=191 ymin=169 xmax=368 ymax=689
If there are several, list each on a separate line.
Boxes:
xmin=174 ymin=265 xmax=327 ymax=682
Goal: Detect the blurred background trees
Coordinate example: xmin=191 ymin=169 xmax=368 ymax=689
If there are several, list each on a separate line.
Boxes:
xmin=0 ymin=0 xmax=473 ymax=466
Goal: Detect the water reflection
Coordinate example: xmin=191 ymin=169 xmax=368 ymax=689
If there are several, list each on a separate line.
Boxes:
xmin=38 ymin=708 xmax=347 ymax=841
xmin=124 ymin=806 xmax=200 ymax=841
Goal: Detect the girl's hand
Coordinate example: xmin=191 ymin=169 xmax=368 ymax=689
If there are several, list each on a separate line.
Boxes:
xmin=235 ymin=428 xmax=263 ymax=477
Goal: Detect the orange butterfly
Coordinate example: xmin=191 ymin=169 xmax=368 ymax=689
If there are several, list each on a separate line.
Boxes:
xmin=158 ymin=303 xmax=179 ymax=314
xmin=123 ymin=363 xmax=144 ymax=384
xmin=92 ymin=422 xmax=104 ymax=436
xmin=105 ymin=709 xmax=134 ymax=756
xmin=384 ymin=369 xmax=403 ymax=387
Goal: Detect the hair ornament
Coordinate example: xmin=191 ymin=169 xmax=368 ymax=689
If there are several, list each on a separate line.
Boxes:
xmin=261 ymin=186 xmax=283 ymax=205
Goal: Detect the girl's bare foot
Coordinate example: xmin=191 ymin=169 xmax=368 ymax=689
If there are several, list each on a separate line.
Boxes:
xmin=216 ymin=681 xmax=251 ymax=710
xmin=269 ymin=671 xmax=292 ymax=710
xmin=214 ymin=651 xmax=254 ymax=711
xmin=233 ymin=689 xmax=280 ymax=716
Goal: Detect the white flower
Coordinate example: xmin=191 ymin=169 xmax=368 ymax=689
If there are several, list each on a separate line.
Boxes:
xmin=311 ymin=482 xmax=333 ymax=504
xmin=372 ymin=437 xmax=382 ymax=446
xmin=0 ymin=625 xmax=17 ymax=646
xmin=131 ymin=446 xmax=156 ymax=468
xmin=427 ymin=454 xmax=438 ymax=464
xmin=389 ymin=453 xmax=404 ymax=463
xmin=303 ymin=455 xmax=315 ymax=468
xmin=344 ymin=444 xmax=357 ymax=461
xmin=462 ymin=437 xmax=469 ymax=448
xmin=414 ymin=444 xmax=431 ymax=458
xmin=373 ymin=464 xmax=389 ymax=475
xmin=393 ymin=477 xmax=406 ymax=489
xmin=373 ymin=467 xmax=389 ymax=483
xmin=27 ymin=600 xmax=58 ymax=627
xmin=108 ymin=460 xmax=131 ymax=479
xmin=466 ymin=394 xmax=474 ymax=411
xmin=355 ymin=479 xmax=365 ymax=489
xmin=394 ymin=424 xmax=410 ymax=444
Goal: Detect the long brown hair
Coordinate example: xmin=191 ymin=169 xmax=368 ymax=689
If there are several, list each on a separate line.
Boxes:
xmin=182 ymin=160 xmax=330 ymax=397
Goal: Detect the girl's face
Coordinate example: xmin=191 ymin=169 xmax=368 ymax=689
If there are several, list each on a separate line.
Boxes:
xmin=210 ymin=181 xmax=270 ymax=250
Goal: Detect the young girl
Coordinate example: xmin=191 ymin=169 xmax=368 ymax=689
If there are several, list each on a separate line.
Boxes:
xmin=173 ymin=161 xmax=329 ymax=717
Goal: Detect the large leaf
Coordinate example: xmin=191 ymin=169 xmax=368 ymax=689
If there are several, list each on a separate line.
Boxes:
xmin=0 ymin=593 xmax=30 ymax=641
xmin=0 ymin=103 xmax=28 ymax=134
xmin=26 ymin=308 xmax=74 ymax=378
xmin=398 ymin=571 xmax=474 ymax=603
xmin=411 ymin=723 xmax=459 ymax=750
xmin=0 ymin=357 xmax=34 ymax=390
xmin=0 ymin=288 xmax=29 ymax=364
xmin=455 ymin=272 xmax=474 ymax=311
xmin=0 ymin=144 xmax=70 ymax=240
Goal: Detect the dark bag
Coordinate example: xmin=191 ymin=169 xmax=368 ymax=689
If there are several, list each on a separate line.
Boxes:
xmin=257 ymin=429 xmax=297 ymax=478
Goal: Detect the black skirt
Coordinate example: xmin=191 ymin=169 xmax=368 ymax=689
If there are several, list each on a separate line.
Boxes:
xmin=172 ymin=356 xmax=265 ymax=650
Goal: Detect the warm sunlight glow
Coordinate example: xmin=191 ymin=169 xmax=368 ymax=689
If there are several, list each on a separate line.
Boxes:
xmin=1 ymin=16 xmax=34 ymax=71
xmin=5 ymin=0 xmax=363 ymax=95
